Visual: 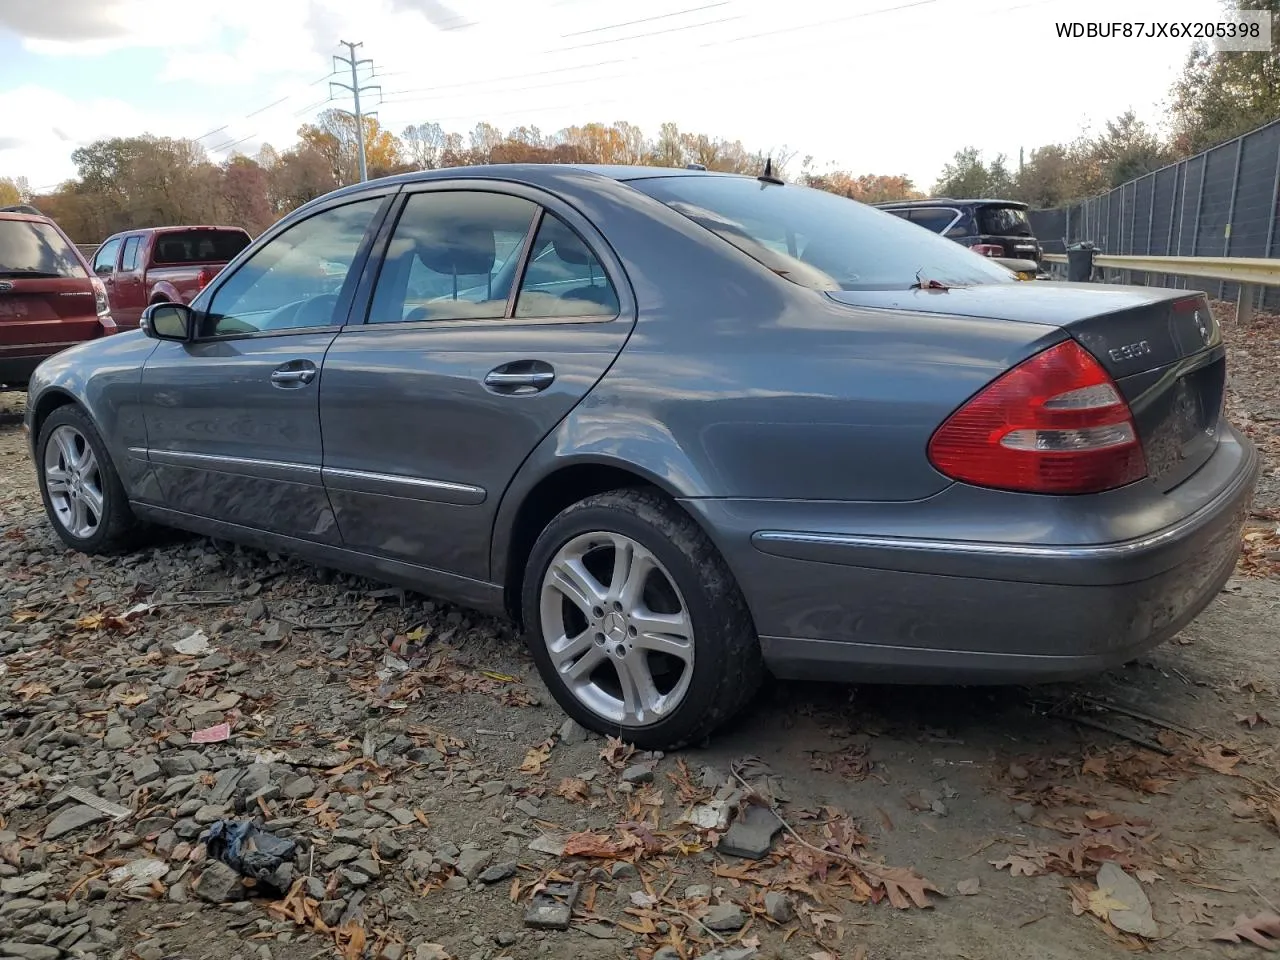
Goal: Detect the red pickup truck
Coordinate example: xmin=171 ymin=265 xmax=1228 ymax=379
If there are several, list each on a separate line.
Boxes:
xmin=90 ymin=226 xmax=252 ymax=328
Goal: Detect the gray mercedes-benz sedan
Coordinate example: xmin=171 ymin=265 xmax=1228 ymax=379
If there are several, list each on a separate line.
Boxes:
xmin=25 ymin=164 xmax=1259 ymax=749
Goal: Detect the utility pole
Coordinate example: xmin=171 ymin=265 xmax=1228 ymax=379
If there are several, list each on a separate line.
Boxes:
xmin=330 ymin=41 xmax=382 ymax=183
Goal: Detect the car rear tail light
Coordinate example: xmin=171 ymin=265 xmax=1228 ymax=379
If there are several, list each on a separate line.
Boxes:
xmin=927 ymin=339 xmax=1147 ymax=494
xmin=970 ymin=244 xmax=1004 ymax=257
xmin=196 ymin=267 xmax=218 ymax=290
xmin=90 ymin=277 xmax=110 ymax=316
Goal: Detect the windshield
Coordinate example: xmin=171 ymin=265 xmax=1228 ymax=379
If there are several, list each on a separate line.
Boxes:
xmin=0 ymin=219 xmax=86 ymax=278
xmin=152 ymin=229 xmax=252 ymax=265
xmin=632 ymin=177 xmax=1013 ymax=291
xmin=977 ymin=205 xmax=1032 ymax=237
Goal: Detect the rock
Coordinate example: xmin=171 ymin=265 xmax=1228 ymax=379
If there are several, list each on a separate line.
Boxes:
xmin=477 ymin=862 xmax=516 ymax=885
xmin=194 ymin=861 xmax=245 ymax=903
xmin=524 ymin=881 xmax=580 ymax=931
xmin=764 ymin=891 xmax=794 ymax=923
xmin=281 ymin=776 xmax=315 ymax=800
xmin=718 ymin=805 xmax=783 ymax=860
xmin=406 ymin=748 xmax=442 ymax=765
xmin=620 ymin=765 xmax=653 ymax=785
xmin=703 ymin=903 xmax=747 ymax=932
xmin=0 ymin=871 xmax=51 ymax=895
xmin=43 ymin=805 xmax=108 ymax=840
xmin=957 ymin=878 xmax=981 ymax=896
xmin=684 ymin=884 xmax=712 ymax=900
xmin=377 ymin=945 xmax=406 ymax=960
xmin=0 ymin=943 xmax=62 ymax=960
xmin=443 ymin=876 xmax=468 ymax=892
xmin=528 ymin=835 xmax=567 ymax=857
xmin=494 ymin=932 xmax=518 ymax=948
xmin=103 ymin=727 xmax=132 ymax=750
xmin=1013 ymin=802 xmax=1036 ymax=822
xmin=319 ymin=901 xmax=346 ymax=927
xmin=608 ymin=862 xmax=637 ymax=881
xmin=415 ymin=946 xmax=450 ymax=960
xmin=245 ymin=598 xmax=266 ymax=621
xmin=578 ymin=923 xmax=616 ymax=939
xmin=697 ymin=949 xmax=758 ymax=960
xmin=456 ymin=849 xmax=493 ymax=882
xmin=348 ymin=859 xmax=381 ymax=880
xmin=655 ymin=948 xmax=682 ymax=960
xmin=321 ymin=845 xmax=361 ymax=869
xmin=557 ymin=719 xmax=591 ymax=745
xmin=1008 ymin=763 xmax=1029 ymax=781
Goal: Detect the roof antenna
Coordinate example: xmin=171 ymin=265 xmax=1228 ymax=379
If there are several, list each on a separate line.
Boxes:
xmin=758 ymin=155 xmax=784 ymax=186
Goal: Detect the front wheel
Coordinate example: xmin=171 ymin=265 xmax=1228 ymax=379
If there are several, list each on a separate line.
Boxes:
xmin=522 ymin=489 xmax=763 ymax=750
xmin=36 ymin=406 xmax=141 ymax=553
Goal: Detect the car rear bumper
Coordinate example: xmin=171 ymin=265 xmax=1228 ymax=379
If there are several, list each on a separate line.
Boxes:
xmin=682 ymin=425 xmax=1259 ymax=684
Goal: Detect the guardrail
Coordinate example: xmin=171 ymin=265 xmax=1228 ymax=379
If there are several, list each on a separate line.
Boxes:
xmin=1041 ymin=253 xmax=1280 ymax=323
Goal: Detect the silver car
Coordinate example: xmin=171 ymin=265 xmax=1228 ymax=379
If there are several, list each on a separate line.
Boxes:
xmin=25 ymin=164 xmax=1258 ymax=749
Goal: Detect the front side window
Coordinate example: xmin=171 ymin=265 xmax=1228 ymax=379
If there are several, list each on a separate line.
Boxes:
xmin=121 ymin=236 xmax=141 ymax=271
xmin=368 ymin=190 xmax=538 ymax=324
xmin=0 ymin=220 xmax=86 ymax=278
xmin=633 ymin=176 xmax=1014 ymax=291
xmin=92 ymin=238 xmax=121 ymax=276
xmin=203 ymin=197 xmax=381 ymax=337
xmin=515 ymin=213 xmax=619 ymax=318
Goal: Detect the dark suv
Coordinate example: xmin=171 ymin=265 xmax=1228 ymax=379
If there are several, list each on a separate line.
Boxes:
xmin=876 ymin=198 xmax=1042 ymax=266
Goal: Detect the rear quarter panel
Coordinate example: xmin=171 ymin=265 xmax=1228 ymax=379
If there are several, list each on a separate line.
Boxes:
xmin=488 ymin=169 xmax=1067 ymax=578
xmin=144 ymin=265 xmax=206 ymax=304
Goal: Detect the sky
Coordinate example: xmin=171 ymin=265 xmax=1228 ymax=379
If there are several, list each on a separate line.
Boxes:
xmin=0 ymin=0 xmax=1225 ymax=193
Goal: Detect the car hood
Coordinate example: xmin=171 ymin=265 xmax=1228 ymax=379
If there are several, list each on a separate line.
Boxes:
xmin=825 ymin=281 xmax=1190 ymax=326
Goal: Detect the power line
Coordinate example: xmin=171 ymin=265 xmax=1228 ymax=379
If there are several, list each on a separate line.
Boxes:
xmin=559 ymin=2 xmax=731 ymax=38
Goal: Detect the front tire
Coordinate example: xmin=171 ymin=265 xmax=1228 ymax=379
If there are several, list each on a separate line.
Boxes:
xmin=36 ymin=406 xmax=141 ymax=553
xmin=522 ymin=489 xmax=763 ymax=750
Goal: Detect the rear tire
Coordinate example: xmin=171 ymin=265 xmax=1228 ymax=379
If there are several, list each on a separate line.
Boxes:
xmin=36 ymin=405 xmax=142 ymax=554
xmin=522 ymin=488 xmax=763 ymax=750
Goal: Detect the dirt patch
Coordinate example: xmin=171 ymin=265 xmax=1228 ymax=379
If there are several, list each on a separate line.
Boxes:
xmin=1 ymin=303 xmax=1278 ymax=960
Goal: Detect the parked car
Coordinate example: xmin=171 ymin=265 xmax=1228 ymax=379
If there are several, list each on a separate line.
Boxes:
xmin=25 ymin=165 xmax=1257 ymax=748
xmin=876 ymin=198 xmax=1044 ymax=266
xmin=90 ymin=226 xmax=252 ymax=328
xmin=0 ymin=207 xmax=116 ymax=389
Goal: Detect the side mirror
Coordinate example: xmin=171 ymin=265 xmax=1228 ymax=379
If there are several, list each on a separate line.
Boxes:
xmin=141 ymin=302 xmax=194 ymax=341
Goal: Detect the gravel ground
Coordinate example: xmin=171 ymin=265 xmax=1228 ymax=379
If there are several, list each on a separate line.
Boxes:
xmin=1 ymin=302 xmax=1279 ymax=960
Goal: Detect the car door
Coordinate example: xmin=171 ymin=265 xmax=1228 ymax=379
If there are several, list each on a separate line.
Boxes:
xmin=139 ymin=191 xmax=392 ymax=542
xmin=91 ymin=237 xmax=123 ymax=310
xmin=318 ymin=183 xmax=635 ymax=581
xmin=111 ymin=235 xmax=145 ymax=327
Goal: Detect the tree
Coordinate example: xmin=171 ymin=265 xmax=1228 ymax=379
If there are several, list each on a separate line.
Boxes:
xmin=0 ymin=178 xmax=19 ymax=207
xmin=221 ymin=156 xmax=275 ymax=235
xmin=933 ymin=147 xmax=1002 ymax=197
xmin=803 ymin=170 xmax=921 ymax=203
xmin=1172 ymin=0 xmax=1280 ymax=153
xmin=267 ymin=146 xmax=337 ymax=213
xmin=298 ymin=109 xmax=405 ymax=185
xmin=1092 ymin=110 xmax=1170 ymax=186
xmin=402 ymin=122 xmax=447 ymax=169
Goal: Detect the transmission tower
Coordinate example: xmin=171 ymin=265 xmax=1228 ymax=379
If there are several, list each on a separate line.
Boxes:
xmin=330 ymin=41 xmax=383 ymax=183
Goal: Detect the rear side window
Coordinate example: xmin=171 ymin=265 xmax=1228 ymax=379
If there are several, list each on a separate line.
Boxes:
xmin=908 ymin=208 xmax=961 ymax=234
xmin=633 ymin=176 xmax=1013 ymax=291
xmin=515 ymin=214 xmax=619 ymax=318
xmin=152 ymin=229 xmax=252 ymax=264
xmin=121 ymin=236 xmax=142 ymax=271
xmin=0 ymin=219 xmax=87 ymax=278
xmin=977 ymin=205 xmax=1032 ymax=237
xmin=368 ymin=190 xmax=538 ymax=324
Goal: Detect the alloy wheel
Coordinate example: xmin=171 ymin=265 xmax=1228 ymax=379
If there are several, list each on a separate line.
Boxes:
xmin=539 ymin=531 xmax=695 ymax=727
xmin=43 ymin=424 xmax=105 ymax=539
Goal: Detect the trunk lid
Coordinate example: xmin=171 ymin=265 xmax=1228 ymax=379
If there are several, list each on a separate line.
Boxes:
xmin=827 ymin=283 xmax=1226 ymax=492
xmin=0 ymin=217 xmax=101 ymax=347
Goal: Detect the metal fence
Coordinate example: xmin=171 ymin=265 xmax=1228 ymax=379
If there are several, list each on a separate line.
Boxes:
xmin=1027 ymin=117 xmax=1280 ymax=309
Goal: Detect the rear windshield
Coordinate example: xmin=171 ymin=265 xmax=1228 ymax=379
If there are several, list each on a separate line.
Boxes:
xmin=152 ymin=229 xmax=252 ymax=265
xmin=0 ymin=219 xmax=86 ymax=279
xmin=632 ymin=177 xmax=1013 ymax=291
xmin=977 ymin=204 xmax=1032 ymax=237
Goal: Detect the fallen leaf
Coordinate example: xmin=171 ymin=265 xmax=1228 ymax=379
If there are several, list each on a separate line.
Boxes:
xmin=991 ymin=855 xmax=1042 ymax=878
xmin=1171 ymin=891 xmax=1215 ymax=925
xmin=1197 ymin=745 xmax=1243 ymax=776
xmin=1086 ymin=887 xmax=1129 ymax=920
xmin=519 ymin=740 xmax=553 ymax=775
xmin=1134 ymin=869 xmax=1163 ymax=885
xmin=1211 ymin=912 xmax=1280 ymax=949
xmin=863 ymin=864 xmax=942 ymax=909
xmin=556 ymin=778 xmax=591 ymax=803
xmin=562 ymin=832 xmax=624 ymax=859
xmin=1095 ymin=862 xmax=1158 ymax=938
xmin=15 ymin=682 xmax=52 ymax=701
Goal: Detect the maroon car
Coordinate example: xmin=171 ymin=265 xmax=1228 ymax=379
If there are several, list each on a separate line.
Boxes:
xmin=0 ymin=207 xmax=116 ymax=389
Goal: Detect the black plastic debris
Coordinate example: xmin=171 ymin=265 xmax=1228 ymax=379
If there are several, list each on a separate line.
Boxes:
xmin=202 ymin=819 xmax=297 ymax=891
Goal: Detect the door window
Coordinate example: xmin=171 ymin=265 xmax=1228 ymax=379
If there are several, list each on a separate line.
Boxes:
xmin=121 ymin=236 xmax=142 ymax=272
xmin=203 ymin=197 xmax=382 ymax=337
xmin=514 ymin=213 xmax=619 ymax=318
xmin=93 ymin=238 xmax=121 ymax=276
xmin=367 ymin=190 xmax=538 ymax=324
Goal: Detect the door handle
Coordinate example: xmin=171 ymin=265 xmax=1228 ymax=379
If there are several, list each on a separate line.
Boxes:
xmin=270 ymin=364 xmax=316 ymax=386
xmin=483 ymin=361 xmax=555 ymax=395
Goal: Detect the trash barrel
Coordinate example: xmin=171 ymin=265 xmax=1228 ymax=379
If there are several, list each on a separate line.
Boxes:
xmin=1067 ymin=241 xmax=1097 ymax=282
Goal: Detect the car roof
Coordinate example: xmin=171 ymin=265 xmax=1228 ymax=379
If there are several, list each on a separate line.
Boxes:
xmin=876 ymin=198 xmax=1029 ymax=209
xmin=0 ymin=210 xmax=54 ymax=224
